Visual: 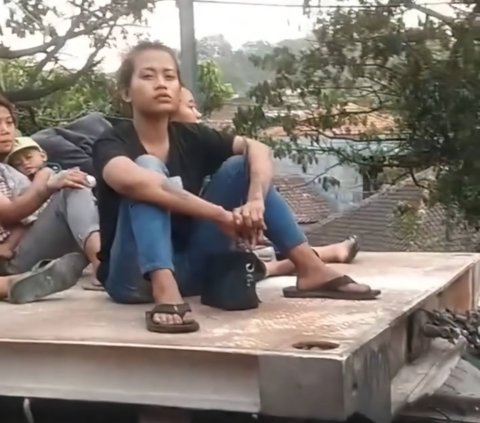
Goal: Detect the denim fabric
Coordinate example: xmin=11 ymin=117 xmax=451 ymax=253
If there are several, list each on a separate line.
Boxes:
xmin=104 ymin=155 xmax=306 ymax=304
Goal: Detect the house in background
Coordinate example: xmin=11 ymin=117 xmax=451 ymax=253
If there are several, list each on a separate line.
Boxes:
xmin=264 ymin=104 xmax=399 ymax=210
xmin=305 ymin=171 xmax=480 ymax=252
xmin=208 ymin=104 xmax=479 ymax=253
xmin=208 ymin=103 xmax=399 ymax=211
xmin=273 ymin=176 xmax=336 ymax=226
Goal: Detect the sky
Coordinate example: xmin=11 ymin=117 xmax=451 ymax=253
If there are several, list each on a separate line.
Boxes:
xmin=100 ymin=0 xmax=314 ymax=71
xmin=101 ymin=0 xmax=453 ymax=71
xmin=150 ymin=0 xmax=313 ymax=50
xmin=0 ymin=0 xmax=314 ymax=71
xmin=1 ymin=0 xmax=457 ymax=72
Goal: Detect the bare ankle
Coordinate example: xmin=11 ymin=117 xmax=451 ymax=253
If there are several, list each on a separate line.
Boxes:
xmin=287 ymin=243 xmax=314 ymax=260
xmin=287 ymin=244 xmax=324 ymax=273
xmin=151 ymin=269 xmax=183 ymax=303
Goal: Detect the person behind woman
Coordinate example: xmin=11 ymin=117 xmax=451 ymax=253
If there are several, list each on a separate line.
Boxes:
xmin=0 ymin=95 xmax=101 ymax=303
xmin=93 ymin=41 xmax=380 ymax=334
xmin=171 ymin=87 xmax=202 ymax=123
xmin=171 ymin=87 xmax=362 ymax=276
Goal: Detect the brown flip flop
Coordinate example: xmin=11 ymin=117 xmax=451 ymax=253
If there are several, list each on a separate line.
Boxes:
xmin=145 ymin=303 xmax=200 ymax=333
xmin=283 ymin=275 xmax=381 ymax=300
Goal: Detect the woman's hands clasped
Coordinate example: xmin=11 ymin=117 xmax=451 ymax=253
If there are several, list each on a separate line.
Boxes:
xmin=216 ymin=198 xmax=266 ymax=248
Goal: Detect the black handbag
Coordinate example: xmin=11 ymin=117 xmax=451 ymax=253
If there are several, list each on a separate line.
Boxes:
xmin=201 ymin=251 xmax=266 ymax=311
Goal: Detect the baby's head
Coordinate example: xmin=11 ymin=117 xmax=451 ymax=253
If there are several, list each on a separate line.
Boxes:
xmin=6 ymin=137 xmax=47 ymax=177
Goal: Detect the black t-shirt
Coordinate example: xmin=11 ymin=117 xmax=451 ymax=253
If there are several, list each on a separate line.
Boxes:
xmin=92 ymin=120 xmax=235 ymax=282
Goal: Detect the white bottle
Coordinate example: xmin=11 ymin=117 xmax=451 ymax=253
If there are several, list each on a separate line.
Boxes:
xmin=86 ymin=175 xmax=97 ymax=188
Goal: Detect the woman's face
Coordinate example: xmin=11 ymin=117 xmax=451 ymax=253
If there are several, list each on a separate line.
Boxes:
xmin=172 ymin=88 xmax=202 ymax=123
xmin=0 ymin=106 xmax=15 ymax=155
xmin=124 ymin=49 xmax=182 ymax=116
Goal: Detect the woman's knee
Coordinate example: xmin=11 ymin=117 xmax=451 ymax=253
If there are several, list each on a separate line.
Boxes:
xmin=217 ymin=156 xmax=247 ymax=176
xmin=59 ymin=187 xmax=94 ymax=201
xmin=135 ymin=154 xmax=169 ymax=175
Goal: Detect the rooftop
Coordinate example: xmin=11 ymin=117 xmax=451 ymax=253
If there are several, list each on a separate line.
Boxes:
xmin=305 ymin=172 xmax=480 ymax=252
xmin=273 ymin=176 xmax=334 ymax=224
xmin=207 ymin=103 xmax=398 ymax=141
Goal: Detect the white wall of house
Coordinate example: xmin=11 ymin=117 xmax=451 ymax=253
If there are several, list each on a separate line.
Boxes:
xmin=274 ymin=154 xmax=363 ymax=209
xmin=273 ymin=137 xmax=400 ymax=209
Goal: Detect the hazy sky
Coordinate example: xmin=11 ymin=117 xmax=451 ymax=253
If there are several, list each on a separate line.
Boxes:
xmin=150 ymin=0 xmax=313 ymax=49
xmin=99 ymin=0 xmax=315 ymax=71
xmin=0 ymin=0 xmax=313 ymax=71
xmin=1 ymin=0 xmax=456 ymax=72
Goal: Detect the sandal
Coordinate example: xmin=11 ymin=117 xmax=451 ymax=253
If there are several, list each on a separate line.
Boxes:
xmin=283 ymin=275 xmax=381 ymax=300
xmin=8 ymin=253 xmax=87 ymax=304
xmin=145 ymin=303 xmax=200 ymax=333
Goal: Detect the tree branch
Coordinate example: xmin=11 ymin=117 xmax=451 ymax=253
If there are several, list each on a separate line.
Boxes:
xmin=409 ymin=167 xmax=429 ymax=189
xmin=0 ymin=0 xmax=124 ymax=61
xmin=405 ymin=0 xmax=456 ymax=25
xmin=26 ymin=16 xmax=83 ymax=85
xmin=4 ymin=25 xmax=113 ymax=103
xmin=0 ymin=23 xmax=107 ymax=59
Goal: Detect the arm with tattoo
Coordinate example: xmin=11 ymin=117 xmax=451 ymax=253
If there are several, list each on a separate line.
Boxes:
xmin=102 ymin=156 xmax=229 ymax=223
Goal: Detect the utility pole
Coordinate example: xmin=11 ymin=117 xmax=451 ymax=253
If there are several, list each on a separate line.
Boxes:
xmin=177 ymin=0 xmax=199 ymax=100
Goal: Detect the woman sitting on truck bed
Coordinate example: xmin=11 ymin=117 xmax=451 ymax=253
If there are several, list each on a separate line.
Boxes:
xmin=92 ymin=40 xmax=381 ymax=334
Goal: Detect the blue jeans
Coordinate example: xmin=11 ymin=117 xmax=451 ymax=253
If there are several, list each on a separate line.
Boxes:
xmin=105 ymin=155 xmax=307 ymax=304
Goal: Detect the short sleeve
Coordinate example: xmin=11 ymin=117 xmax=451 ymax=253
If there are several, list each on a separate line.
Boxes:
xmin=92 ymin=131 xmax=129 ymax=180
xmin=195 ymin=124 xmax=235 ymax=174
xmin=4 ymin=164 xmax=31 ymax=196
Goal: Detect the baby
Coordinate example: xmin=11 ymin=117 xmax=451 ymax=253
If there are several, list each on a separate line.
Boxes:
xmin=6 ymin=137 xmax=96 ymax=185
xmin=7 ymin=137 xmax=61 ymax=179
xmin=0 ymin=137 xmax=95 ymax=259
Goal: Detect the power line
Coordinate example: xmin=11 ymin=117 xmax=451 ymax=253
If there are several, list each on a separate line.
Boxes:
xmin=193 ymin=0 xmax=464 ymax=8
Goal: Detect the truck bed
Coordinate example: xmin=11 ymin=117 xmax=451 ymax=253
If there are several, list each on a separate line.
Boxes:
xmin=0 ymin=252 xmax=478 ymax=422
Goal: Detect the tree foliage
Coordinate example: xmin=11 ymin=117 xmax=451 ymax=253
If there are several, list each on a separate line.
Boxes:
xmin=197 ymin=34 xmax=309 ymax=94
xmin=0 ymin=0 xmax=157 ymax=103
xmin=197 ymin=60 xmax=234 ymax=117
xmin=2 ymin=56 xmax=235 ymax=134
xmin=0 ymin=58 xmax=117 ymax=133
xmin=235 ymin=0 xmax=480 ymax=224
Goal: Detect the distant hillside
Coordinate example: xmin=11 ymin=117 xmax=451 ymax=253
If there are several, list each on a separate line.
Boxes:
xmin=197 ymin=34 xmax=310 ymax=95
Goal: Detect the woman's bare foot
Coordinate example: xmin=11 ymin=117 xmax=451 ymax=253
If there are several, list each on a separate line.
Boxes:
xmin=291 ymin=244 xmax=371 ymax=294
xmin=151 ymin=269 xmax=195 ymax=326
xmin=297 ymin=269 xmax=370 ymax=293
xmin=311 ymin=236 xmax=359 ymax=264
xmin=335 ymin=236 xmax=359 ymax=263
xmin=263 ymin=236 xmax=360 ymax=278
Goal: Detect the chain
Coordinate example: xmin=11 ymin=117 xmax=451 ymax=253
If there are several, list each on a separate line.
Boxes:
xmin=421 ymin=308 xmax=480 ymax=353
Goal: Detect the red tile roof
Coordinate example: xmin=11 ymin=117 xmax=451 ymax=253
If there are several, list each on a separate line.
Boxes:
xmin=304 ymin=170 xmax=479 ymax=252
xmin=273 ymin=176 xmax=334 ymax=224
xmin=263 ymin=107 xmax=396 ymax=140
